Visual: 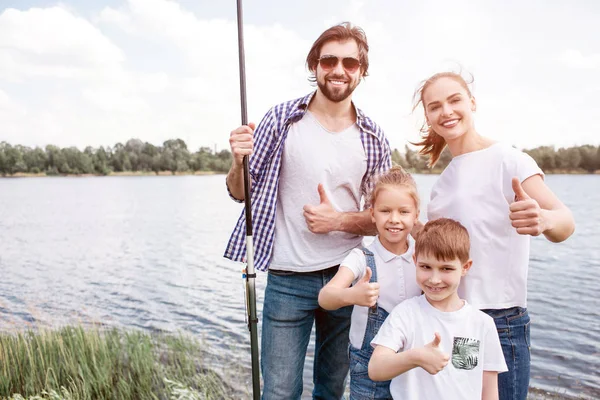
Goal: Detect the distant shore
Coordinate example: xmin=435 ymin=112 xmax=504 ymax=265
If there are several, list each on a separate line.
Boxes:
xmin=0 ymin=171 xmax=223 ymax=178
xmin=1 ymin=169 xmax=599 ymax=179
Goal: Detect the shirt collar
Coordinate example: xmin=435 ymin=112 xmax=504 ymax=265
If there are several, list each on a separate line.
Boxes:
xmin=372 ymin=236 xmax=415 ymax=263
xmin=287 ymin=90 xmax=376 ymax=136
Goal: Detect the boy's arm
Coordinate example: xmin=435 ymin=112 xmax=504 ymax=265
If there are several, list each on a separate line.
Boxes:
xmin=369 ymin=345 xmax=423 ymax=381
xmin=482 ymin=371 xmax=499 ymax=400
xmin=318 ymin=266 xmax=379 ymax=310
xmin=369 ymin=333 xmax=450 ymax=381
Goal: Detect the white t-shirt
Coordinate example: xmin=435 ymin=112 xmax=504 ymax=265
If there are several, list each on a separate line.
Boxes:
xmin=342 ymin=237 xmax=422 ymax=348
xmin=270 ymin=111 xmax=367 ymax=272
xmin=371 ymin=295 xmax=508 ymax=400
xmin=427 ymin=142 xmax=544 ymax=309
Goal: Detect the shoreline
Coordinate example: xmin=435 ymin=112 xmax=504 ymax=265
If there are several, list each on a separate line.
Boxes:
xmin=0 ymin=171 xmax=224 ymax=178
xmin=0 ymin=326 xmax=591 ymax=400
xmin=1 ymin=169 xmax=598 ymax=179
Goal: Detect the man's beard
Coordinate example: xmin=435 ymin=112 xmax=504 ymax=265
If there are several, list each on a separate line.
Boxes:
xmin=317 ymin=73 xmax=358 ymax=103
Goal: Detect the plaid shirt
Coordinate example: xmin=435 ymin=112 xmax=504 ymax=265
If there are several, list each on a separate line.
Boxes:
xmin=224 ymin=91 xmax=391 ymax=271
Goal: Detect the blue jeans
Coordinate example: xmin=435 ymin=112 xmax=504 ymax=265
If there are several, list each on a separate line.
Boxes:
xmin=482 ymin=307 xmax=531 ymax=400
xmin=261 ymin=266 xmax=352 ymax=400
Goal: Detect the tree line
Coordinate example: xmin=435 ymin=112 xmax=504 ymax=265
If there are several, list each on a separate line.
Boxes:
xmin=0 ymin=139 xmax=599 ymax=176
xmin=393 ymin=144 xmax=600 ymax=174
xmin=0 ymin=139 xmax=232 ymax=176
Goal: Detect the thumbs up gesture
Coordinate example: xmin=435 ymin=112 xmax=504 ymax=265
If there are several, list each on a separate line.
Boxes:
xmin=509 ymin=177 xmax=545 ymax=236
xmin=303 ymin=184 xmax=340 ymax=234
xmin=350 ymin=267 xmax=380 ymax=307
xmin=419 ymin=332 xmax=450 ymax=375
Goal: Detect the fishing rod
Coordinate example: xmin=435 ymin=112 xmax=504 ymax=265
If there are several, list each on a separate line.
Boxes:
xmin=235 ymin=0 xmax=260 ymax=399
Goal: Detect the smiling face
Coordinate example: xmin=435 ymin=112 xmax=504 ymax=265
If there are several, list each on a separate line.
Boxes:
xmin=423 ymin=76 xmax=477 ymax=143
xmin=370 ymin=185 xmax=419 ymax=255
xmin=315 ymin=39 xmax=362 ymax=103
xmin=414 ymin=252 xmax=472 ymax=311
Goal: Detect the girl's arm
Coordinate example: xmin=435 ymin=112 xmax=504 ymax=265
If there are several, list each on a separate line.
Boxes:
xmin=368 ymin=334 xmax=449 ymax=381
xmin=481 ymin=371 xmax=499 ymax=400
xmin=318 ymin=266 xmax=379 ymax=310
xmin=510 ymin=175 xmax=575 ymax=243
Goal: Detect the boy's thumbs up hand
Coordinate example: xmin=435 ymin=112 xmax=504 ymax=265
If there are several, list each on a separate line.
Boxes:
xmin=430 ymin=332 xmax=442 ymax=348
xmin=509 ymin=177 xmax=545 ymax=236
xmin=419 ymin=332 xmax=450 ymax=375
xmin=351 ymin=267 xmax=379 ymax=307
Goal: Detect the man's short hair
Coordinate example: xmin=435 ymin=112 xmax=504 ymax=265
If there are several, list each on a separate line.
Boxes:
xmin=415 ymin=218 xmax=470 ymax=264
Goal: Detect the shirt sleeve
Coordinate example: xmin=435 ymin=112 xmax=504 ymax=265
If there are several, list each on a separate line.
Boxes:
xmin=502 ymin=146 xmax=545 ymax=203
xmin=341 ymin=248 xmax=367 ymax=285
xmin=226 ymin=107 xmax=278 ymax=202
xmin=482 ymin=315 xmax=509 ymax=372
xmin=371 ymin=302 xmax=409 ymax=351
xmin=362 ymin=132 xmax=392 ymax=208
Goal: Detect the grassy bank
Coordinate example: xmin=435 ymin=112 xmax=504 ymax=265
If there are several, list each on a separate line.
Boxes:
xmin=0 ymin=327 xmax=589 ymax=400
xmin=0 ymin=326 xmax=238 ymax=400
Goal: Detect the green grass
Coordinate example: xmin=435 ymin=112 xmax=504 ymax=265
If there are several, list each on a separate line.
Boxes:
xmin=0 ymin=326 xmax=236 ymax=400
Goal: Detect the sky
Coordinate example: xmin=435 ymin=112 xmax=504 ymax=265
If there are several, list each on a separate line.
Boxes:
xmin=1 ymin=0 xmax=599 ymax=154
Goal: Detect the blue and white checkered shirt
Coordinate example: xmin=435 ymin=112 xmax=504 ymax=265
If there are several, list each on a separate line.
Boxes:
xmin=224 ymin=91 xmax=391 ymax=271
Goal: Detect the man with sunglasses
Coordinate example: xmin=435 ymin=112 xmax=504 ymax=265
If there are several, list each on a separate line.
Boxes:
xmin=225 ymin=22 xmax=391 ymax=399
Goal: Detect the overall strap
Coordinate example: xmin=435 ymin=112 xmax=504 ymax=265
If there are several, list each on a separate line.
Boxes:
xmin=358 ymin=247 xmax=389 ymax=352
xmin=360 ymin=247 xmax=378 ymax=283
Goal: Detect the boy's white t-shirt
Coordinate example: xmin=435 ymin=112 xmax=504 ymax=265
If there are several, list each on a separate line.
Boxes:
xmin=342 ymin=237 xmax=422 ymax=349
xmin=427 ymin=142 xmax=544 ymax=309
xmin=371 ymin=295 xmax=508 ymax=400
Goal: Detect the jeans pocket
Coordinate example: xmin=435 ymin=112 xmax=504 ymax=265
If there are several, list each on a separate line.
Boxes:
xmin=350 ymin=356 xmax=374 ymax=399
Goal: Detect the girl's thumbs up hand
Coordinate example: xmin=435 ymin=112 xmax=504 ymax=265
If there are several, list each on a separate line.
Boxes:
xmin=509 ymin=177 xmax=545 ymax=236
xmin=350 ymin=267 xmax=379 ymax=307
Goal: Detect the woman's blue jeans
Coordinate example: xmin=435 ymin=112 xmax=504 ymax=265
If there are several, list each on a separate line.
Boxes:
xmin=482 ymin=307 xmax=531 ymax=400
xmin=261 ymin=267 xmax=352 ymax=400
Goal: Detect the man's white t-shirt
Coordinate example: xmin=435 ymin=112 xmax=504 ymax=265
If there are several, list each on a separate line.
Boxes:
xmin=270 ymin=111 xmax=367 ymax=272
xmin=371 ymin=295 xmax=508 ymax=400
xmin=341 ymin=237 xmax=422 ymax=348
xmin=427 ymin=142 xmax=544 ymax=309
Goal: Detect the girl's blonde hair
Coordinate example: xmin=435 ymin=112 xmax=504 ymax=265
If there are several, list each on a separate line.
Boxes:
xmin=369 ymin=165 xmax=420 ymax=210
xmin=412 ymin=71 xmax=473 ymax=167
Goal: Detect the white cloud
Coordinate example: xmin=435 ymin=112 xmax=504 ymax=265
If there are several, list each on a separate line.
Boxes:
xmin=0 ymin=6 xmax=124 ymax=79
xmin=0 ymin=0 xmax=598 ymax=152
xmin=560 ymin=49 xmax=600 ymax=69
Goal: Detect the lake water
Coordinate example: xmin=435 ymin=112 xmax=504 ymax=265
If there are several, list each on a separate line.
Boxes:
xmin=0 ymin=174 xmax=598 ymax=399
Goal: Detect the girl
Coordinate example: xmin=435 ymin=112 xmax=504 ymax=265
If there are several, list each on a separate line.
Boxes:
xmin=413 ymin=71 xmax=575 ymax=400
xmin=318 ymin=166 xmax=422 ymax=400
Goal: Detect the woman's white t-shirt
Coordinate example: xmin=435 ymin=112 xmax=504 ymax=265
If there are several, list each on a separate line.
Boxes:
xmin=427 ymin=142 xmax=543 ymax=309
xmin=371 ymin=295 xmax=508 ymax=400
xmin=342 ymin=237 xmax=422 ymax=348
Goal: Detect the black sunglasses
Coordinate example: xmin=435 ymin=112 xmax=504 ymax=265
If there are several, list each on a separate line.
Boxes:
xmin=318 ymin=55 xmax=361 ymax=73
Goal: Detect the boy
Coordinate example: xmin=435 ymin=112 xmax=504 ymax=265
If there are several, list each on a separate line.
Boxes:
xmin=368 ymin=218 xmax=507 ymax=400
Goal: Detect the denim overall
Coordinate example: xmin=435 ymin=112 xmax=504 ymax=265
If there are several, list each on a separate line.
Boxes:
xmin=348 ymin=248 xmax=392 ymax=400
